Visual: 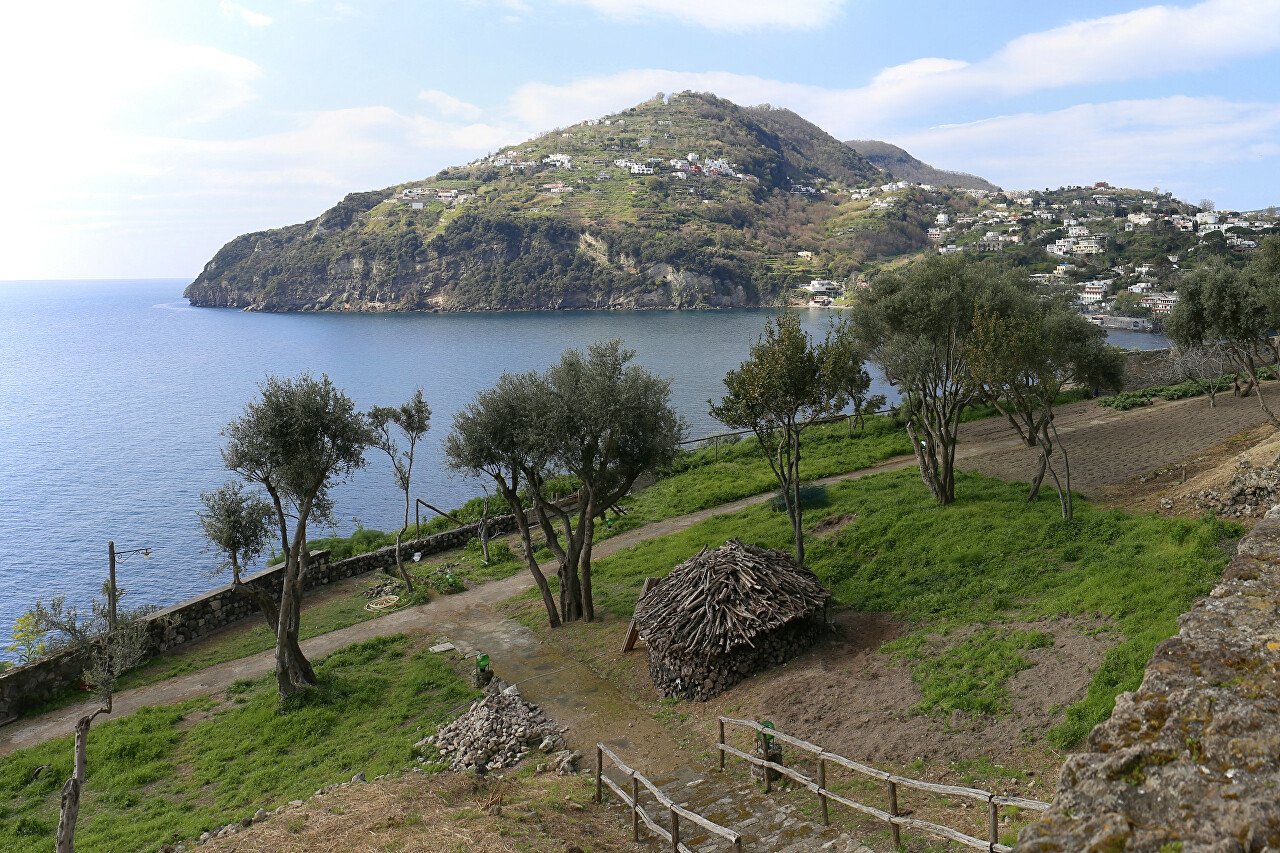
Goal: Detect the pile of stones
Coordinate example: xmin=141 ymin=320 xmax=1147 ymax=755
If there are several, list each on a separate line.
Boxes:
xmin=362 ymin=578 xmax=404 ymax=599
xmin=1188 ymin=454 xmax=1280 ymax=518
xmin=419 ymin=683 xmax=575 ymax=774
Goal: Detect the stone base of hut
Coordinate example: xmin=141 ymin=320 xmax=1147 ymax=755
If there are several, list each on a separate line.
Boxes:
xmin=647 ymin=614 xmax=825 ymax=702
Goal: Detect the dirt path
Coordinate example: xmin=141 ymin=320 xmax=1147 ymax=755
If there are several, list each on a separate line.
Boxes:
xmin=5 ymin=388 xmax=1269 ymax=761
xmin=0 ymin=453 xmax=919 ymax=759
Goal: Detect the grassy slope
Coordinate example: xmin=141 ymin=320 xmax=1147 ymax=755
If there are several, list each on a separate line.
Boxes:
xmin=0 ymin=636 xmax=476 ymax=853
xmin=529 ymin=469 xmax=1239 ymax=748
xmin=604 ymin=416 xmax=912 ymax=536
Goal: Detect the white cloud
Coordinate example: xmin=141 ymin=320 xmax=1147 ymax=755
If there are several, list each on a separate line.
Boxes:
xmin=505 ymin=69 xmax=823 ymax=131
xmin=832 ymin=0 xmax=1280 ymax=123
xmin=5 ymin=0 xmax=1280 ymax=279
xmin=419 ymin=89 xmax=484 ymax=120
xmin=0 ymin=106 xmax=514 ymax=278
xmin=562 ymin=0 xmax=843 ymax=30
xmin=508 ymin=1 xmax=1280 ymax=129
xmin=220 ymin=1 xmax=273 ymax=27
xmin=0 ymin=4 xmax=262 ymax=131
xmin=894 ymin=97 xmax=1280 ymax=196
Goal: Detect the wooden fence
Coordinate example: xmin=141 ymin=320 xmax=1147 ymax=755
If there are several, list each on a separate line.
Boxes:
xmin=717 ymin=717 xmax=1048 ymax=853
xmin=594 ymin=743 xmax=743 ymax=853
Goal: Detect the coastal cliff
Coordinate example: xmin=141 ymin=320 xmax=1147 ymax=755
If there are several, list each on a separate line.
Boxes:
xmin=185 ymin=92 xmax=958 ymax=313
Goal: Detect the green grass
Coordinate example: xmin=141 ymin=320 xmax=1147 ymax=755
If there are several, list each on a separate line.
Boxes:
xmin=884 ymin=628 xmax=1053 ymax=715
xmin=1097 ymin=369 xmax=1275 ymax=411
xmin=0 ymin=635 xmax=475 ymax=853
xmin=601 ymin=416 xmax=913 ymax=537
xmin=524 ymin=468 xmax=1239 ymax=747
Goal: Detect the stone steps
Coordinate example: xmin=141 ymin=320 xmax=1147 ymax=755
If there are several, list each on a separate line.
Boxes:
xmin=601 ymin=767 xmax=875 ymax=853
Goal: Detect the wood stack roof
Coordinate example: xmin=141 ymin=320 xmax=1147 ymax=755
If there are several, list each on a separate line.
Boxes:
xmin=633 ymin=538 xmax=829 ymax=660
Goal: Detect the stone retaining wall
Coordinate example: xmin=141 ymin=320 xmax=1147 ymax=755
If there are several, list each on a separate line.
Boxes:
xmin=0 ymin=505 xmax=546 ymax=721
xmin=1121 ymin=347 xmax=1172 ymax=391
xmin=1016 ymin=507 xmax=1280 ymax=851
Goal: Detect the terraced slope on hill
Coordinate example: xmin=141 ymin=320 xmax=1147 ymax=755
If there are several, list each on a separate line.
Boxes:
xmin=185 ymin=92 xmax=952 ymax=312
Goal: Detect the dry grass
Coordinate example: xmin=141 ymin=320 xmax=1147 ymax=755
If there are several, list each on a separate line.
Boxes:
xmin=202 ymin=768 xmax=635 ymax=853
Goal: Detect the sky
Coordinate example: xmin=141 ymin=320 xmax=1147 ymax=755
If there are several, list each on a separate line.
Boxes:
xmin=1 ymin=0 xmax=1278 ymax=280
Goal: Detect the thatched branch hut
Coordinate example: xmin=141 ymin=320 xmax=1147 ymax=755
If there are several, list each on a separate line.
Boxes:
xmin=633 ymin=538 xmax=831 ymax=701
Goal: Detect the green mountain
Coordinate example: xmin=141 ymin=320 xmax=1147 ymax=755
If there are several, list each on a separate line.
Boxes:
xmin=844 ymin=139 xmax=999 ymax=192
xmin=185 ymin=92 xmax=950 ymax=312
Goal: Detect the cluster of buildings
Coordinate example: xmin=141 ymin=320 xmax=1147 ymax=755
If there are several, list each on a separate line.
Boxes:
xmin=394 ymin=186 xmax=470 ymax=208
xmin=849 ymin=180 xmax=931 ymax=202
xmin=1046 ymin=225 xmax=1107 ymax=257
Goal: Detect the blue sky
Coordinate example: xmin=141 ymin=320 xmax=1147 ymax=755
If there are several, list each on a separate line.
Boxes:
xmin=1 ymin=0 xmax=1278 ymax=279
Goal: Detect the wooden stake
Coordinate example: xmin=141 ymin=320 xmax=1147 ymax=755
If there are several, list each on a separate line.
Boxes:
xmin=887 ymin=780 xmax=900 ymax=849
xmin=621 ymin=577 xmax=661 ymax=652
xmin=631 ymin=774 xmax=640 ymax=842
xmin=817 ymin=758 xmax=829 ymax=826
xmin=595 ymin=746 xmax=603 ymax=803
xmin=718 ymin=719 xmax=726 ymax=771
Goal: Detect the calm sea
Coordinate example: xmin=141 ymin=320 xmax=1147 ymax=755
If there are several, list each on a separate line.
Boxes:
xmin=0 ymin=279 xmax=1169 ymax=650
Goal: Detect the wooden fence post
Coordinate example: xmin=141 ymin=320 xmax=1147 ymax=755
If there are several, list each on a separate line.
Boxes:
xmin=989 ymin=798 xmax=999 ymax=850
xmin=718 ymin=719 xmax=725 ymax=771
xmin=758 ymin=730 xmax=771 ymax=793
xmin=595 ymin=746 xmax=603 ymax=803
xmin=671 ymin=807 xmax=680 ymax=852
xmin=887 ymin=779 xmax=901 ymax=849
xmin=631 ymin=773 xmax=640 ymax=842
xmin=714 ymin=434 xmax=720 ymax=462
xmin=817 ymin=757 xmax=829 ymax=826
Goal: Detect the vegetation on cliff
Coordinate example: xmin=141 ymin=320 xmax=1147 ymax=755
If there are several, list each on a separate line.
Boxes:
xmin=185 ymin=92 xmax=960 ymax=312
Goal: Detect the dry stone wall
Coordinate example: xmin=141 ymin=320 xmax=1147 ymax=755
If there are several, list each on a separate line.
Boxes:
xmin=1016 ymin=506 xmax=1280 ymax=851
xmin=0 ymin=505 xmax=547 ymax=720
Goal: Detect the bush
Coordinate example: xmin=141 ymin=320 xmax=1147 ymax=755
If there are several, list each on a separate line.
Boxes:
xmin=464 ymin=538 xmax=517 ymax=564
xmin=1097 ymin=376 xmax=1236 ymax=411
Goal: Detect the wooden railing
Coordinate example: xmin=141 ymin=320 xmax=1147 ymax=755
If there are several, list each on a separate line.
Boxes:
xmin=594 ymin=743 xmax=743 ymax=853
xmin=717 ymin=717 xmax=1048 ymax=853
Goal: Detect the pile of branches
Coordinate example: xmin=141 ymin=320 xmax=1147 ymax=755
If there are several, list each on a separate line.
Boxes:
xmin=634 ymin=538 xmax=829 ymax=659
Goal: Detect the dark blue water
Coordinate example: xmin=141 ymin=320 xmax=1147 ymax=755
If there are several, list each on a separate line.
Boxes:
xmin=0 ymin=280 xmax=1169 ymax=656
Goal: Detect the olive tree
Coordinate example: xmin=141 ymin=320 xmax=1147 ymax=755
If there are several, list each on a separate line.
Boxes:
xmin=24 ymin=597 xmax=149 ymax=853
xmin=850 ymin=255 xmax=1008 ymax=506
xmin=368 ymin=388 xmax=432 ymax=532
xmin=709 ymin=312 xmax=866 ymax=565
xmin=1166 ymin=249 xmax=1280 ymax=427
xmin=968 ymin=297 xmax=1124 ymax=518
xmin=446 ymin=341 xmax=684 ymax=624
xmin=443 ymin=373 xmax=561 ymax=626
xmin=197 ymin=480 xmax=278 ymax=621
xmin=220 ymin=373 xmax=371 ymax=699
